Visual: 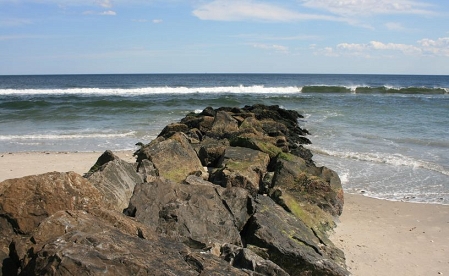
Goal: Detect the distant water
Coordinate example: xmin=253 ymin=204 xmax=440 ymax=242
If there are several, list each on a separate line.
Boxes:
xmin=1 ymin=74 xmax=448 ymax=204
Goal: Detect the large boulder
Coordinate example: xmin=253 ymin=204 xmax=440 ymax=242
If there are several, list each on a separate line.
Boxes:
xmin=210 ymin=110 xmax=240 ymax=137
xmin=84 ymin=150 xmax=144 ymax=212
xmin=126 ymin=176 xmax=253 ymax=246
xmin=242 ymin=196 xmax=348 ymax=276
xmin=0 ymin=171 xmax=106 ymax=235
xmin=134 ymin=132 xmax=206 ymax=183
xmin=17 ymin=209 xmax=249 ymax=276
xmin=197 ymin=137 xmax=229 ymax=167
xmin=271 ymin=156 xmax=344 ymax=218
xmin=210 ymin=146 xmax=270 ymax=196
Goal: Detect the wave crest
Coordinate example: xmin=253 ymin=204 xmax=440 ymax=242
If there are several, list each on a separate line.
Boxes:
xmin=0 ymin=85 xmax=447 ymax=96
xmin=307 ymin=145 xmax=449 ymax=176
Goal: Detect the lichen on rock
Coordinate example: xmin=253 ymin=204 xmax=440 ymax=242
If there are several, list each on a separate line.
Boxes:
xmin=0 ymin=104 xmax=349 ymax=276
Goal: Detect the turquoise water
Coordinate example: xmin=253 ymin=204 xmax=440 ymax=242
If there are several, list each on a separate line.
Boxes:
xmin=1 ymin=74 xmax=448 ymax=204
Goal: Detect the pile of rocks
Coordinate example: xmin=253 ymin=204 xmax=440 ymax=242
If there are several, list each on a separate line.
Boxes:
xmin=0 ymin=104 xmax=348 ymax=275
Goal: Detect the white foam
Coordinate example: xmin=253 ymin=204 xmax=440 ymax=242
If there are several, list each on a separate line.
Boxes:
xmin=348 ymin=85 xmax=358 ymax=93
xmin=339 ymin=172 xmax=350 ymax=184
xmin=0 ymin=85 xmax=302 ymax=96
xmin=307 ymin=145 xmax=449 ymax=176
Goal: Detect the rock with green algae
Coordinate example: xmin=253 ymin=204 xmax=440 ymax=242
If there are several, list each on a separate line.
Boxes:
xmin=210 ymin=146 xmax=270 ymax=196
xmin=243 ymin=196 xmax=348 ymax=276
xmin=133 ymin=132 xmax=207 ymax=183
xmin=0 ymin=104 xmax=350 ymax=276
xmin=131 ymin=104 xmax=348 ymax=275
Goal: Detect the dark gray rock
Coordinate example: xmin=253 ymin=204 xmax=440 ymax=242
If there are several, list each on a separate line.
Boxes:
xmin=197 ymin=137 xmax=229 ymax=167
xmin=210 ymin=146 xmax=270 ymax=196
xmin=18 ymin=209 xmax=248 ymax=276
xmin=127 ymin=177 xmax=251 ymax=246
xmin=84 ymin=150 xmax=144 ymax=212
xmin=242 ymin=196 xmax=348 ymax=276
xmin=210 ymin=110 xmax=239 ymax=137
xmin=134 ymin=132 xmax=206 ymax=183
xmin=157 ymin=122 xmax=190 ymax=139
xmin=272 ymin=156 xmax=344 ymax=218
xmin=221 ymin=244 xmax=290 ymax=276
xmin=0 ymin=216 xmax=18 ymax=275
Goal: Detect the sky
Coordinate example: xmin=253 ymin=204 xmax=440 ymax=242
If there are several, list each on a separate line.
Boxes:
xmin=0 ymin=0 xmax=448 ymax=75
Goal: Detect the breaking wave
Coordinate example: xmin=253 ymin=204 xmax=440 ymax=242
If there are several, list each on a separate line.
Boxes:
xmin=307 ymin=145 xmax=449 ymax=176
xmin=0 ymin=85 xmax=447 ymax=96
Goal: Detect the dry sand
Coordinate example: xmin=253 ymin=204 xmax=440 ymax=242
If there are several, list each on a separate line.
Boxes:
xmin=1 ymin=151 xmax=448 ymax=276
xmin=0 ymin=151 xmax=135 ymax=182
xmin=332 ymin=194 xmax=449 ymax=276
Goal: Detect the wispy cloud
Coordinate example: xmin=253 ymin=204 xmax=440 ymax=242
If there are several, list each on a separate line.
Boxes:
xmin=385 ymin=22 xmax=407 ymax=31
xmin=302 ymin=0 xmax=435 ymax=16
xmin=133 ymin=19 xmax=163 ymax=23
xmin=316 ymin=37 xmax=449 ymax=57
xmin=83 ymin=10 xmax=116 ymax=16
xmin=192 ymin=0 xmax=346 ymax=22
xmin=96 ymin=0 xmax=113 ymax=9
xmin=0 ymin=18 xmax=32 ymax=27
xmin=251 ymin=43 xmax=289 ymax=54
xmin=101 ymin=10 xmax=116 ymax=15
xmin=0 ymin=34 xmax=48 ymax=41
xmin=235 ymin=33 xmax=320 ymax=41
xmin=338 ymin=41 xmax=422 ymax=55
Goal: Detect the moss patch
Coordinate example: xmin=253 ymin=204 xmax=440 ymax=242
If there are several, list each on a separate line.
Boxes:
xmin=282 ymin=192 xmax=335 ymax=233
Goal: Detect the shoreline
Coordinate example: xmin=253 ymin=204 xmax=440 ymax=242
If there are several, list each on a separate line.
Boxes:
xmin=1 ymin=151 xmax=448 ymax=275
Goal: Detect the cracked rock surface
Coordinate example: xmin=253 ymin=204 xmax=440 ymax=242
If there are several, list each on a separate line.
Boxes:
xmin=1 ymin=104 xmax=349 ymax=275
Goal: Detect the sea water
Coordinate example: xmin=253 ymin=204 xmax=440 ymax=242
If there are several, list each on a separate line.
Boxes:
xmin=0 ymin=74 xmax=448 ymax=204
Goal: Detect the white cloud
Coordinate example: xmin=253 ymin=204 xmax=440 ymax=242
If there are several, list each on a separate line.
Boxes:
xmin=302 ymin=0 xmax=434 ymax=16
xmin=369 ymin=41 xmax=421 ymax=54
xmin=152 ymin=19 xmax=163 ymax=24
xmin=101 ymin=10 xmax=116 ymax=15
xmin=337 ymin=43 xmax=368 ymax=52
xmin=337 ymin=41 xmax=422 ymax=55
xmin=322 ymin=37 xmax=449 ymax=57
xmin=322 ymin=47 xmax=338 ymax=57
xmin=234 ymin=33 xmax=321 ymax=41
xmin=83 ymin=10 xmax=116 ymax=16
xmin=192 ymin=0 xmax=345 ymax=22
xmin=96 ymin=0 xmax=113 ymax=9
xmin=252 ymin=43 xmax=289 ymax=54
xmin=418 ymin=37 xmax=449 ymax=56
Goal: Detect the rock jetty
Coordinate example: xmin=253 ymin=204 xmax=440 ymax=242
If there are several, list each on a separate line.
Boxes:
xmin=0 ymin=104 xmax=349 ymax=275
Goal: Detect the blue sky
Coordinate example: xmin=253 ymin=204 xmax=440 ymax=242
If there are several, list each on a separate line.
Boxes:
xmin=1 ymin=0 xmax=448 ymax=75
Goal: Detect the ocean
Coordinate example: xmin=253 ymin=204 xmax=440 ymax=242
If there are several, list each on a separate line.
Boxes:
xmin=1 ymin=74 xmax=448 ymax=204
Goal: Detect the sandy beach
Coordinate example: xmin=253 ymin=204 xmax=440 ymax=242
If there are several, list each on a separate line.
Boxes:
xmin=332 ymin=194 xmax=449 ymax=276
xmin=1 ymin=151 xmax=448 ymax=275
